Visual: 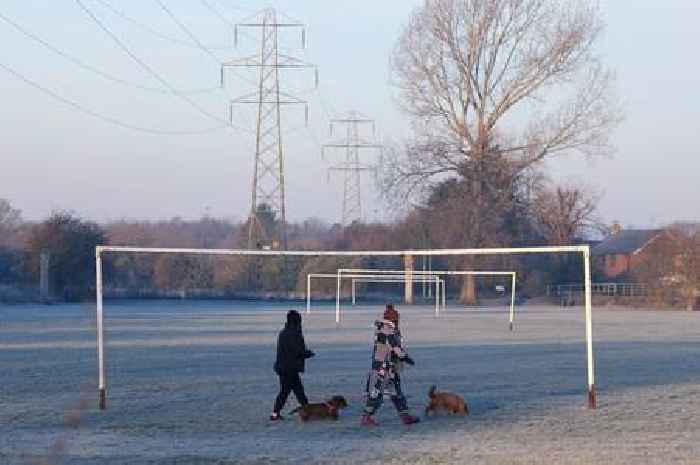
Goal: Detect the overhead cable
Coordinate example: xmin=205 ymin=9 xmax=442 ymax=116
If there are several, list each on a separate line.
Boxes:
xmin=0 ymin=9 xmax=220 ymax=95
xmin=75 ymin=0 xmax=250 ymax=133
xmin=0 ymin=60 xmax=224 ymax=135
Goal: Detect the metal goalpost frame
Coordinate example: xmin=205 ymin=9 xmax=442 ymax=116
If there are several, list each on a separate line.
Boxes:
xmin=94 ymin=245 xmax=596 ymax=410
xmin=348 ymin=276 xmax=443 ymax=317
xmin=306 ymin=273 xmax=443 ymax=316
xmin=336 ymin=269 xmax=517 ymax=330
xmin=349 ymin=277 xmax=446 ymax=308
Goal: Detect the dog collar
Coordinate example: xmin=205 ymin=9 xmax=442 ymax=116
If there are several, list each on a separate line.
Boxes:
xmin=325 ymin=402 xmax=337 ymax=413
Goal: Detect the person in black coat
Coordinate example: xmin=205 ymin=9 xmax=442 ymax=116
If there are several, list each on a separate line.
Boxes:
xmin=271 ymin=310 xmax=314 ymax=420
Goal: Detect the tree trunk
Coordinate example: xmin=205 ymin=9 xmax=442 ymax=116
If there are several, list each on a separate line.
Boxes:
xmin=460 ymin=275 xmax=477 ymax=305
xmin=404 ymin=254 xmax=414 ymax=304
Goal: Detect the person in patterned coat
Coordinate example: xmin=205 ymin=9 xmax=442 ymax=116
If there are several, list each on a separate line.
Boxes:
xmin=361 ymin=304 xmax=420 ymax=426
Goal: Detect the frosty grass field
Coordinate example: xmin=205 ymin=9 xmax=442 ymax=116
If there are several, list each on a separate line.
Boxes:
xmin=2 ymin=300 xmax=700 ymax=465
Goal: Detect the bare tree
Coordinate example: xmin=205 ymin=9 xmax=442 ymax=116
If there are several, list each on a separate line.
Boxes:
xmin=389 ymin=0 xmax=620 ymax=184
xmin=0 ymin=199 xmax=22 ymax=248
xmin=635 ymin=225 xmax=700 ymax=311
xmin=384 ymin=0 xmax=620 ymax=302
xmin=664 ymin=225 xmax=700 ymax=311
xmin=534 ymin=181 xmax=600 ymax=245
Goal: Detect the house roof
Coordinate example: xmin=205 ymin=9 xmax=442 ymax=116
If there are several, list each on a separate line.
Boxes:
xmin=592 ymin=229 xmax=663 ymax=256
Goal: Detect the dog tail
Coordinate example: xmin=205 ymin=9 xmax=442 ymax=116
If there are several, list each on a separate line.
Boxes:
xmin=428 ymin=384 xmax=437 ymax=398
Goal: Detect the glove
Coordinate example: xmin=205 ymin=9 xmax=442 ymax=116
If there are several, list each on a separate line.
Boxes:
xmin=304 ymin=350 xmax=316 ymax=359
xmin=402 ymin=356 xmax=415 ymax=366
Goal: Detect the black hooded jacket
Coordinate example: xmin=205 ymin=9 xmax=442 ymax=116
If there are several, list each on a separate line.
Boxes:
xmin=274 ymin=311 xmax=313 ymax=374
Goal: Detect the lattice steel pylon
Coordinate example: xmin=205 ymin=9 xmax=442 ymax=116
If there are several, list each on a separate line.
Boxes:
xmin=221 ymin=9 xmax=316 ymax=249
xmin=323 ymin=112 xmax=383 ymax=225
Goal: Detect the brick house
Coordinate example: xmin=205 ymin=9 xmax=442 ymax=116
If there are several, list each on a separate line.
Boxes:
xmin=592 ymin=229 xmax=663 ymax=279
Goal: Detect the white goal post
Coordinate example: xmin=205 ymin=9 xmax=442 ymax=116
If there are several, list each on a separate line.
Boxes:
xmin=349 ymin=277 xmax=444 ymax=308
xmin=94 ymin=245 xmax=596 ymax=411
xmin=337 ymin=269 xmax=517 ymax=330
xmin=306 ymin=273 xmax=444 ymax=316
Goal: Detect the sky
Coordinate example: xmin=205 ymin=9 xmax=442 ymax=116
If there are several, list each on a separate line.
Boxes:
xmin=0 ymin=0 xmax=698 ymax=228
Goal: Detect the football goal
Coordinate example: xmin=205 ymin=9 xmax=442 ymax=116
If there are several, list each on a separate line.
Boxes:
xmin=94 ymin=245 xmax=596 ymax=411
xmin=306 ymin=272 xmax=445 ymax=316
xmin=348 ymin=277 xmax=443 ymax=307
xmin=336 ymin=269 xmax=517 ymax=329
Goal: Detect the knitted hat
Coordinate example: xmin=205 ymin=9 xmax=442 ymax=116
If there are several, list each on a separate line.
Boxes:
xmin=383 ymin=304 xmax=399 ymax=325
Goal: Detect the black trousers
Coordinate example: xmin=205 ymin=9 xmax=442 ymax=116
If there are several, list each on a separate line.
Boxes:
xmin=273 ymin=372 xmax=308 ymax=414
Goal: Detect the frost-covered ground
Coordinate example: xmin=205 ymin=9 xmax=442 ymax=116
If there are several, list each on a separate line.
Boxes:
xmin=2 ymin=300 xmax=700 ymax=465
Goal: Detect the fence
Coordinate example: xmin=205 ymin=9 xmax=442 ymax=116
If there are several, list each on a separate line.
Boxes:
xmin=547 ymin=282 xmax=648 ymax=299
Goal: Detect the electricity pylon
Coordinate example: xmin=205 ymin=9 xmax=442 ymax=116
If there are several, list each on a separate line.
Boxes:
xmin=221 ymin=9 xmax=316 ymax=249
xmin=322 ymin=112 xmax=382 ymax=225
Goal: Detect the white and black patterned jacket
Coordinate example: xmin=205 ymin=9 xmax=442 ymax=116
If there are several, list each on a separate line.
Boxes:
xmin=370 ymin=319 xmax=412 ymax=372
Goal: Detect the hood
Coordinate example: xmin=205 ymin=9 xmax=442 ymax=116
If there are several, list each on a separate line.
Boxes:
xmin=286 ymin=310 xmax=302 ymax=330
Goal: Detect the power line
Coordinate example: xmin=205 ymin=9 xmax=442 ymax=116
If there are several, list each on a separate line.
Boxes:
xmin=200 ymin=0 xmax=236 ymax=29
xmin=0 ymin=60 xmax=223 ymax=135
xmin=92 ymin=0 xmax=234 ymax=51
xmin=75 ymin=0 xmax=250 ymax=133
xmin=200 ymin=0 xmax=297 ymax=57
xmin=153 ymin=0 xmax=257 ymax=89
xmin=155 ymin=0 xmax=222 ymax=64
xmin=197 ymin=0 xmax=310 ymax=92
xmin=0 ymin=9 xmax=220 ymax=96
xmin=210 ymin=0 xmax=248 ymax=13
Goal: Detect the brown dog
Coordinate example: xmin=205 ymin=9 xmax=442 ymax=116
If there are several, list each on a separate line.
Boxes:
xmin=425 ymin=385 xmax=468 ymax=416
xmin=290 ymin=395 xmax=348 ymax=422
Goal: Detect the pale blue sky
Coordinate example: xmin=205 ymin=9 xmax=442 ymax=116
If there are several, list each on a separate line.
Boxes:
xmin=0 ymin=0 xmax=698 ymax=227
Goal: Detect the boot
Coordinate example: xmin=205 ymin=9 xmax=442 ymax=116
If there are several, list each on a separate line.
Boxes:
xmin=269 ymin=412 xmax=284 ymax=421
xmin=400 ymin=414 xmax=420 ymax=425
xmin=361 ymin=415 xmax=379 ymax=427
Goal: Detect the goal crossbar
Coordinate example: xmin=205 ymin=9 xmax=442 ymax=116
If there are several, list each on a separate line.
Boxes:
xmin=93 ymin=244 xmax=595 ymax=411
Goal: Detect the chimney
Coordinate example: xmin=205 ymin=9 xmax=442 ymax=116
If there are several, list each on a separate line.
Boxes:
xmin=610 ymin=222 xmax=622 ymax=235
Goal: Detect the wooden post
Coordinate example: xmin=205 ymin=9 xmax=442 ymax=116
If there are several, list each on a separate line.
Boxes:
xmin=404 ymin=254 xmax=414 ymax=304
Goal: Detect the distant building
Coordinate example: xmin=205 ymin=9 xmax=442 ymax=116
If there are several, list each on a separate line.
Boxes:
xmin=592 ymin=229 xmax=663 ymax=279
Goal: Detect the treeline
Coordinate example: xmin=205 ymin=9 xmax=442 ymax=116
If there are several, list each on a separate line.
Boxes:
xmin=0 ymin=188 xmax=599 ymax=302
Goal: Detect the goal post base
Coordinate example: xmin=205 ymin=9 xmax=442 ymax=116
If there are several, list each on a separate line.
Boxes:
xmin=587 ymin=384 xmax=596 ymax=409
xmin=99 ymin=388 xmax=107 ymax=410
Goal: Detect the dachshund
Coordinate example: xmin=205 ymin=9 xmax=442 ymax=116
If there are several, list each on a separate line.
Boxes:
xmin=425 ymin=385 xmax=468 ymax=416
xmin=290 ymin=395 xmax=348 ymax=422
